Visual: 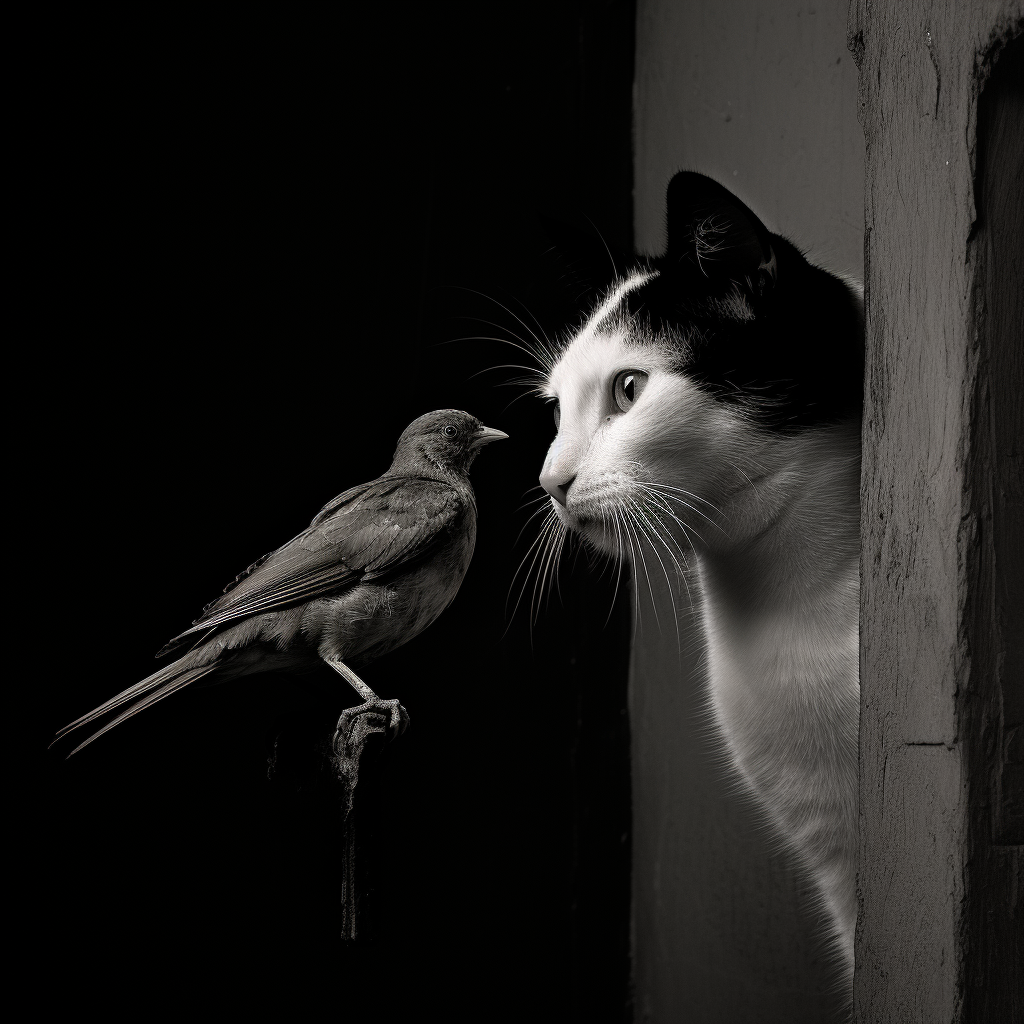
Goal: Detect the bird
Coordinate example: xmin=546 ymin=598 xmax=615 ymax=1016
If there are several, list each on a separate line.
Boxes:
xmin=52 ymin=409 xmax=508 ymax=758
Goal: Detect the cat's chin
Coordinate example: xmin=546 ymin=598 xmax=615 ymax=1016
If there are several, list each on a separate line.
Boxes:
xmin=552 ymin=501 xmax=622 ymax=558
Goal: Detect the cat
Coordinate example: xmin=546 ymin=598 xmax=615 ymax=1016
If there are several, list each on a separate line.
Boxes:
xmin=536 ymin=171 xmax=863 ymax=979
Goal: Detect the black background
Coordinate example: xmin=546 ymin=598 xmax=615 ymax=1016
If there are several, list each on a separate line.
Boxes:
xmin=32 ymin=5 xmax=636 ymax=1020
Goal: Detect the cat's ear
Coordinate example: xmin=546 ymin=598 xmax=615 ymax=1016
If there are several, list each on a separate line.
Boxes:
xmin=664 ymin=172 xmax=776 ymax=295
xmin=537 ymin=213 xmax=628 ymax=295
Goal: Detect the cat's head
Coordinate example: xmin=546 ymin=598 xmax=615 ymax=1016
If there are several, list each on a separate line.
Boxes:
xmin=538 ymin=171 xmax=863 ymax=558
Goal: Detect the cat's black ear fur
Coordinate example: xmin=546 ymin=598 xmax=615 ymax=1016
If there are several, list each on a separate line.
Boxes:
xmin=664 ymin=172 xmax=776 ymax=295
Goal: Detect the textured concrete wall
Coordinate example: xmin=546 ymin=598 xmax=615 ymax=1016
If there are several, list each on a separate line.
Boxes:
xmin=631 ymin=3 xmax=863 ymax=1021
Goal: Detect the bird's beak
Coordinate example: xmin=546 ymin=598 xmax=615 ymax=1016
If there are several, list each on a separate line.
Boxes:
xmin=471 ymin=425 xmax=509 ymax=449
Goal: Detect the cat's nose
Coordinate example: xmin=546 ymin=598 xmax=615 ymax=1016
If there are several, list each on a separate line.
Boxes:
xmin=540 ymin=470 xmax=576 ymax=506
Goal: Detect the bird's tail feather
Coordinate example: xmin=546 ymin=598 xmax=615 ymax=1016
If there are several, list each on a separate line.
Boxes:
xmin=51 ymin=660 xmax=220 ymax=757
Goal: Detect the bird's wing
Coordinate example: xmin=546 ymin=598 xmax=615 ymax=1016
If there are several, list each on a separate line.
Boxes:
xmin=158 ymin=477 xmax=466 ymax=653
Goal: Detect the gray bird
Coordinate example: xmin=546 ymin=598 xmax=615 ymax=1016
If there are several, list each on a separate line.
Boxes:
xmin=53 ymin=409 xmax=508 ymax=757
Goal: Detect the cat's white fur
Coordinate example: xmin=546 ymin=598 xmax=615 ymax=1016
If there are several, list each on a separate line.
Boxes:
xmin=540 ymin=275 xmax=861 ymax=974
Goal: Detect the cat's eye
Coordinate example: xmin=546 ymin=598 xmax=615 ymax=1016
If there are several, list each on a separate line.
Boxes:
xmin=613 ymin=370 xmax=649 ymax=412
xmin=443 ymin=424 xmax=457 ymax=438
xmin=552 ymin=399 xmax=560 ymax=431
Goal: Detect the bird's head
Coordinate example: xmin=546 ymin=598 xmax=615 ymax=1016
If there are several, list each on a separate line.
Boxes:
xmin=391 ymin=409 xmax=508 ymax=477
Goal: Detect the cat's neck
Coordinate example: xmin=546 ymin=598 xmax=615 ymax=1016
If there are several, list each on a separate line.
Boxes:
xmin=693 ymin=418 xmax=861 ymax=618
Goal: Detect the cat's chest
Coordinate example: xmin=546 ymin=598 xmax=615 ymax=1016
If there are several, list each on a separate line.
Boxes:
xmin=698 ymin=557 xmax=859 ymax=721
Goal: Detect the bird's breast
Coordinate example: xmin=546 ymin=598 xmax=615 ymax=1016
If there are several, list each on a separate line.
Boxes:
xmin=314 ymin=514 xmax=477 ymax=665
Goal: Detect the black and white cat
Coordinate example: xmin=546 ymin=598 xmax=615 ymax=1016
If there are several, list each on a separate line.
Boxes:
xmin=537 ymin=172 xmax=863 ymax=974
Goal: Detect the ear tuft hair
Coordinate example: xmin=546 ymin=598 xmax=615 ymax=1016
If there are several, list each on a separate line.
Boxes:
xmin=664 ymin=172 xmax=776 ymax=294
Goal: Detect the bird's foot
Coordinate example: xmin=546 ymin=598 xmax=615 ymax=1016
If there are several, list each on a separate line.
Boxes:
xmin=333 ymin=698 xmax=409 ymax=761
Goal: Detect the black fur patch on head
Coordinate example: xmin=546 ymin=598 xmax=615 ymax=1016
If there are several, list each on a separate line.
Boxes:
xmin=594 ymin=172 xmax=864 ymax=429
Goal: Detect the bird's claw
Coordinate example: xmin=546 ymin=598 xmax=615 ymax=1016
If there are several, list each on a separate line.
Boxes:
xmin=333 ymin=698 xmax=409 ymax=759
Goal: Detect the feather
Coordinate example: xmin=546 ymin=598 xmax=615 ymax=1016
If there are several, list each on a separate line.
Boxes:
xmin=156 ymin=477 xmax=463 ymax=657
xmin=53 ymin=409 xmax=503 ymax=754
xmin=66 ymin=665 xmax=220 ymax=756
xmin=51 ymin=659 xmax=220 ymax=752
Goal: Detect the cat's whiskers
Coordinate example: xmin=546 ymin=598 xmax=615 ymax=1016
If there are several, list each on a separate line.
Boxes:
xmin=619 ymin=504 xmax=653 ymax=635
xmin=532 ymin=516 xmax=567 ymax=621
xmin=724 ymin=459 xmax=772 ymax=519
xmin=504 ymin=287 xmax=561 ymax=367
xmin=642 ymin=480 xmax=725 ymax=519
xmin=640 ymin=493 xmax=700 ymax=616
xmin=630 ymin=493 xmax=692 ymax=580
xmin=532 ymin=517 xmax=558 ymax=615
xmin=583 ymin=214 xmax=620 ymax=281
xmin=516 ymin=492 xmax=554 ymax=513
xmin=512 ymin=498 xmax=555 ymax=545
xmin=506 ymin=497 xmax=572 ymax=638
xmin=443 ymin=332 xmax=551 ymax=370
xmin=442 ymin=324 xmax=558 ymax=410
xmin=442 ymin=284 xmax=559 ymax=369
xmin=633 ymin=492 xmax=697 ymax=621
xmin=531 ymin=172 xmax=865 ymax=981
xmin=532 ymin=514 xmax=564 ymax=621
xmin=593 ymin=502 xmax=634 ymax=626
xmin=632 ymin=485 xmax=694 ymax=534
xmin=503 ymin=379 xmax=551 ymax=394
xmin=625 ymin=496 xmax=682 ymax=643
xmin=604 ymin=507 xmax=629 ymax=628
xmin=467 ymin=365 xmax=549 ymax=393
xmin=634 ymin=486 xmax=711 ymax=561
xmin=501 ymin=391 xmax=546 ymax=415
xmin=620 ymin=460 xmax=724 ymax=531
xmin=506 ymin=508 xmax=560 ymax=625
xmin=632 ymin=485 xmax=706 ymax=556
xmin=620 ymin=510 xmax=642 ymax=634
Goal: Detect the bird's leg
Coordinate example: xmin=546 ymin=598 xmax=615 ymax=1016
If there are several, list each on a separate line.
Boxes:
xmin=324 ymin=657 xmax=409 ymax=762
xmin=324 ymin=657 xmax=408 ymax=942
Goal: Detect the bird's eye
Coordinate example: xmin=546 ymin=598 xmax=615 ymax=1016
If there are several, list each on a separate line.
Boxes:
xmin=442 ymin=424 xmax=457 ymax=438
xmin=613 ymin=370 xmax=649 ymax=412
xmin=552 ymin=399 xmax=560 ymax=431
